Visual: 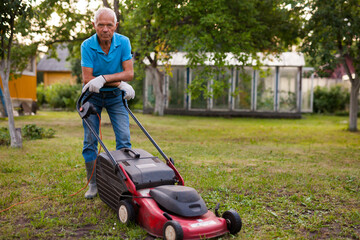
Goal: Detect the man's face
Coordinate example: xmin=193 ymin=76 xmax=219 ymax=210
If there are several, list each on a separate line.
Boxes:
xmin=93 ymin=12 xmax=118 ymax=42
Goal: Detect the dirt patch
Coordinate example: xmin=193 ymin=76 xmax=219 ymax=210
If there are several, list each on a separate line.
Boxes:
xmin=307 ymin=224 xmax=344 ymax=239
xmin=14 ymin=216 xmax=31 ymax=226
xmin=71 ymin=224 xmax=95 ymax=238
xmin=144 ymin=236 xmax=156 ymax=240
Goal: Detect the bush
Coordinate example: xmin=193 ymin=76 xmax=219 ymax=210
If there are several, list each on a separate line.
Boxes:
xmin=37 ymin=83 xmax=82 ymax=110
xmin=36 ymin=83 xmax=47 ymax=106
xmin=37 ymin=83 xmax=142 ymax=110
xmin=0 ymin=125 xmax=55 ymax=146
xmin=313 ymin=85 xmax=350 ymax=113
xmin=22 ymin=124 xmax=55 ymax=140
xmin=0 ymin=127 xmax=10 ymax=146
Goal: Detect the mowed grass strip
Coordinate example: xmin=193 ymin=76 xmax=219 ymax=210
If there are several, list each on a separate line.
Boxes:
xmin=0 ymin=111 xmax=359 ymax=239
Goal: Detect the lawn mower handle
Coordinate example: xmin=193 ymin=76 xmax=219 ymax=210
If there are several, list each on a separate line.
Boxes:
xmin=76 ymin=89 xmax=174 ymax=175
xmin=77 ymin=89 xmax=183 ymax=185
xmin=121 ymin=92 xmax=171 ymax=163
xmin=76 ymin=90 xmax=127 ymax=180
xmin=76 ymin=90 xmax=93 ymax=112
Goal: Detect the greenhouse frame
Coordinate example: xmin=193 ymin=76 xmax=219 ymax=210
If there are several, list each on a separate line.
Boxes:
xmin=144 ymin=52 xmax=313 ymax=118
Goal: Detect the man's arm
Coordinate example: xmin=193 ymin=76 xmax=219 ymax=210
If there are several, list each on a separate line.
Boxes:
xmin=82 ymin=59 xmax=134 ymax=87
xmin=103 ymin=59 xmax=134 ymax=86
xmin=82 ymin=66 xmax=94 ymax=84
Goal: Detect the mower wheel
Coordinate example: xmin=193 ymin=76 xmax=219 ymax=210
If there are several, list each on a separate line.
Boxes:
xmin=117 ymin=200 xmax=135 ymax=225
xmin=222 ymin=209 xmax=242 ymax=235
xmin=163 ymin=220 xmax=183 ymax=240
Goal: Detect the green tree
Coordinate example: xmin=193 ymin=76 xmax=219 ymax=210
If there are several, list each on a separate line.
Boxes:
xmin=33 ymin=0 xmax=303 ymax=116
xmin=0 ymin=0 xmax=92 ymax=147
xmin=122 ymin=0 xmax=303 ymax=115
xmin=34 ymin=0 xmax=94 ymax=86
xmin=121 ymin=0 xmax=184 ymax=115
xmin=302 ymin=0 xmax=360 ymax=131
xmin=0 ymin=0 xmax=37 ymax=148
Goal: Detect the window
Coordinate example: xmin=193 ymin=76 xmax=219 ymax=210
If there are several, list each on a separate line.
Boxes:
xmin=22 ymin=57 xmax=36 ymax=76
xmin=256 ymin=68 xmax=275 ymax=111
xmin=212 ymin=68 xmax=231 ymax=110
xmin=278 ymin=67 xmax=298 ymax=112
xmin=301 ymin=68 xmax=314 ymax=112
xmin=145 ymin=68 xmax=156 ymax=108
xmin=190 ymin=68 xmax=208 ymax=109
xmin=167 ymin=67 xmax=186 ymax=109
xmin=234 ymin=67 xmax=253 ymax=110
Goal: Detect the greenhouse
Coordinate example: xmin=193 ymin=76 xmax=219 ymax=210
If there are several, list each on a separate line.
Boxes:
xmin=144 ymin=52 xmax=313 ymax=118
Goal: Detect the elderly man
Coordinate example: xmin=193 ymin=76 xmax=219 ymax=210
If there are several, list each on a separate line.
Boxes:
xmin=81 ymin=7 xmax=135 ymax=199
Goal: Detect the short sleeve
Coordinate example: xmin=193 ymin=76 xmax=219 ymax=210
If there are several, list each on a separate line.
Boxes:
xmin=81 ymin=41 xmax=94 ymax=68
xmin=121 ymin=37 xmax=133 ymax=62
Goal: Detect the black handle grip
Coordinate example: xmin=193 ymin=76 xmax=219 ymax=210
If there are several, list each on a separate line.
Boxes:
xmin=124 ymin=148 xmax=141 ymax=158
xmin=76 ymin=89 xmax=94 ymax=113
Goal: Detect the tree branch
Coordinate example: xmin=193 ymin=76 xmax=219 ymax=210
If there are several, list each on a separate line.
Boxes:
xmin=45 ymin=36 xmax=92 ymax=46
xmin=337 ymin=35 xmax=354 ymax=84
xmin=5 ymin=12 xmax=16 ymax=73
xmin=1 ymin=32 xmax=4 ymax=61
xmin=102 ymin=0 xmax=110 ymax=8
xmin=146 ymin=55 xmax=154 ymax=65
xmin=114 ymin=0 xmax=120 ymax=32
xmin=176 ymin=16 xmax=193 ymax=26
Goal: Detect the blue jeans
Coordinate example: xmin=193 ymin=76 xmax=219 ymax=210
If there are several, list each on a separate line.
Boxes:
xmin=82 ymin=89 xmax=131 ymax=163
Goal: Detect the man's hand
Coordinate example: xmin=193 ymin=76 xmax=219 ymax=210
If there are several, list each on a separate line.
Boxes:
xmin=82 ymin=75 xmax=106 ymax=93
xmin=118 ymin=81 xmax=135 ymax=100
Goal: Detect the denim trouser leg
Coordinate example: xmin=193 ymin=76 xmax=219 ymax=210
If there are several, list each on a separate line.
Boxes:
xmin=82 ymin=89 xmax=131 ymax=163
xmin=106 ymin=92 xmax=131 ymax=150
xmin=82 ymin=93 xmax=102 ymax=163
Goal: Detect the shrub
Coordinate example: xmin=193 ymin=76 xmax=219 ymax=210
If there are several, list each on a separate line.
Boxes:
xmin=45 ymin=83 xmax=82 ymax=109
xmin=313 ymin=85 xmax=350 ymax=113
xmin=37 ymin=83 xmax=142 ymax=110
xmin=37 ymin=83 xmax=81 ymax=110
xmin=0 ymin=125 xmax=55 ymax=146
xmin=0 ymin=127 xmax=10 ymax=146
xmin=36 ymin=83 xmax=47 ymax=106
xmin=22 ymin=124 xmax=55 ymax=140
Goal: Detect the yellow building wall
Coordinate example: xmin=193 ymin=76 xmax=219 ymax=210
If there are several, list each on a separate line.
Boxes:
xmin=0 ymin=75 xmax=37 ymax=101
xmin=43 ymin=72 xmax=77 ymax=86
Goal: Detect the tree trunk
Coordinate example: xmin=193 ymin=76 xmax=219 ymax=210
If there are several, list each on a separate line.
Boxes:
xmin=149 ymin=66 xmax=166 ymax=116
xmin=0 ymin=61 xmax=22 ymax=148
xmin=349 ymin=78 xmax=360 ymax=132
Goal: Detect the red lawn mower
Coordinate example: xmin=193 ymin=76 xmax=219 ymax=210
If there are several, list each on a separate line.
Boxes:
xmin=77 ymin=91 xmax=242 ymax=240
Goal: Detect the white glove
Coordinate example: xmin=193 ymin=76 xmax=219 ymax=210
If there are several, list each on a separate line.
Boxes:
xmin=82 ymin=75 xmax=106 ymax=93
xmin=118 ymin=81 xmax=135 ymax=100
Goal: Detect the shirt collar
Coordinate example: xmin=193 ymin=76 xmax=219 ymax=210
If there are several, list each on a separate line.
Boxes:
xmin=90 ymin=33 xmax=122 ymax=54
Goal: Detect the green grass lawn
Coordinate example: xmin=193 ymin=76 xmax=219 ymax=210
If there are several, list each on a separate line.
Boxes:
xmin=0 ymin=111 xmax=359 ymax=239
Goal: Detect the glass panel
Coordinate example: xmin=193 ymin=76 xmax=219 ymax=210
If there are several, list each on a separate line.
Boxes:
xmin=256 ymin=68 xmax=275 ymax=111
xmin=168 ymin=67 xmax=186 ymax=109
xmin=234 ymin=67 xmax=253 ymax=110
xmin=302 ymin=69 xmax=313 ymax=112
xmin=212 ymin=68 xmax=231 ymax=110
xmin=145 ymin=68 xmax=155 ymax=108
xmin=190 ymin=68 xmax=207 ymax=109
xmin=279 ymin=67 xmax=298 ymax=112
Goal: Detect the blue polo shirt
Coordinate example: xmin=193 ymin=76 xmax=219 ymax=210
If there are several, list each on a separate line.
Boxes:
xmin=81 ymin=33 xmax=132 ymax=90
